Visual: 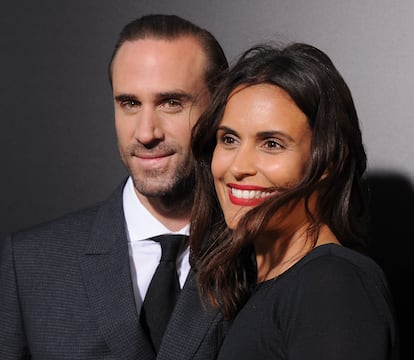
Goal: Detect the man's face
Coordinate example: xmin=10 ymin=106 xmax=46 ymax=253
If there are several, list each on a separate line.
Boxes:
xmin=111 ymin=37 xmax=209 ymax=202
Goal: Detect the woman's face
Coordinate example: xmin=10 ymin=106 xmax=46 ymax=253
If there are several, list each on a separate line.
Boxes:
xmin=211 ymin=84 xmax=312 ymax=229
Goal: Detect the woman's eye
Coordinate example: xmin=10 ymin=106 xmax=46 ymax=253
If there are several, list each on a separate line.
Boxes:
xmin=221 ymin=134 xmax=236 ymax=145
xmin=264 ymin=139 xmax=283 ymax=149
xmin=216 ymin=128 xmax=238 ymax=146
xmin=266 ymin=140 xmax=278 ymax=148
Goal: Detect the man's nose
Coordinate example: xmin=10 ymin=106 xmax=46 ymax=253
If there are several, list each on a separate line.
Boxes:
xmin=134 ymin=107 xmax=164 ymax=145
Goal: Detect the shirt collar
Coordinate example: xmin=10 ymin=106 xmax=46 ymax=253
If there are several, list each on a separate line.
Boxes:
xmin=122 ymin=176 xmax=190 ymax=243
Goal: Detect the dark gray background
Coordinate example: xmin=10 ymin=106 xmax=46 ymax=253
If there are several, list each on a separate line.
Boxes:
xmin=1 ymin=1 xmax=412 ymax=357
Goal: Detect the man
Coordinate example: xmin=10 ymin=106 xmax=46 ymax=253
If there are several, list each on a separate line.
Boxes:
xmin=0 ymin=14 xmax=229 ymax=359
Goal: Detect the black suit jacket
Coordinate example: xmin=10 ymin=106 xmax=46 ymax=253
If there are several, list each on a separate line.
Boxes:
xmin=0 ymin=180 xmax=228 ymax=359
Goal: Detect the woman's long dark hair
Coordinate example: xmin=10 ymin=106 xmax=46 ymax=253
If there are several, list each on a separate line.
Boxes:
xmin=190 ymin=42 xmax=368 ymax=319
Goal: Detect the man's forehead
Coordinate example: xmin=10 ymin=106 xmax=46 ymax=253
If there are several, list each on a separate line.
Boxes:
xmin=116 ymin=38 xmax=205 ymax=72
xmin=117 ymin=36 xmax=206 ymax=62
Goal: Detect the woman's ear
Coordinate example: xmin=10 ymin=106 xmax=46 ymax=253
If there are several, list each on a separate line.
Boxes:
xmin=320 ymin=168 xmax=329 ymax=180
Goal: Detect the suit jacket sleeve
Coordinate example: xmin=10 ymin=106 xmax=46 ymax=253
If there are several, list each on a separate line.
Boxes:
xmin=0 ymin=234 xmax=30 ymax=359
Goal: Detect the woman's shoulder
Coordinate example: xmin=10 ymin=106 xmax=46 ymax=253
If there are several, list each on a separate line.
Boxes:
xmin=304 ymin=243 xmax=385 ymax=278
xmin=276 ymin=243 xmax=392 ymax=303
xmin=264 ymin=244 xmax=395 ymax=321
xmin=258 ymin=245 xmax=399 ymax=360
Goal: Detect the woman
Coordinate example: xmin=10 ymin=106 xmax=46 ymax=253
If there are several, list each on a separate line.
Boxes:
xmin=190 ymin=43 xmax=399 ymax=359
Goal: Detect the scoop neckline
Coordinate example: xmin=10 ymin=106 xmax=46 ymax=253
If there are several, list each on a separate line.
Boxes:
xmin=256 ymin=243 xmax=341 ymax=287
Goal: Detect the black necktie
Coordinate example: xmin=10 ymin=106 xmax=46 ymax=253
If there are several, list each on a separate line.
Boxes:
xmin=140 ymin=234 xmax=187 ymax=352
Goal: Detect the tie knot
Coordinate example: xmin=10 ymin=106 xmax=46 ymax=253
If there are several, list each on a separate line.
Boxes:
xmin=151 ymin=234 xmax=188 ymax=262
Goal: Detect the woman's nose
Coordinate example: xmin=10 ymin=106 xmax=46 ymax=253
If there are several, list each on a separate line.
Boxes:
xmin=229 ymin=145 xmax=257 ymax=179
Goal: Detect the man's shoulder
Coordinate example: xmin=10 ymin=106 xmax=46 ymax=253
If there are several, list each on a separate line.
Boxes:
xmin=22 ymin=204 xmax=101 ymax=234
xmin=11 ymin=180 xmax=126 ymax=245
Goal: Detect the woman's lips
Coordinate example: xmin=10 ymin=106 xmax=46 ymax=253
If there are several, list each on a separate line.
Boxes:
xmin=227 ymin=183 xmax=274 ymax=206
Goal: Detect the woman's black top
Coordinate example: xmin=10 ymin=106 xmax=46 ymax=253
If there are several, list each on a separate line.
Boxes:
xmin=217 ymin=244 xmax=399 ymax=360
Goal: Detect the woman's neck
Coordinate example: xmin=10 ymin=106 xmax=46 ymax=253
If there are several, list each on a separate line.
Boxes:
xmin=255 ymin=223 xmax=339 ymax=282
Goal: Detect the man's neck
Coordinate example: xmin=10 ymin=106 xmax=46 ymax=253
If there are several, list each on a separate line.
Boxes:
xmin=135 ymin=191 xmax=192 ymax=232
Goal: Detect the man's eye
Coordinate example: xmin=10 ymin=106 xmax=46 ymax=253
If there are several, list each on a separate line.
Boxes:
xmin=121 ymin=100 xmax=138 ymax=107
xmin=165 ymin=99 xmax=181 ymax=107
xmin=161 ymin=99 xmax=183 ymax=113
xmin=119 ymin=100 xmax=138 ymax=108
xmin=119 ymin=99 xmax=140 ymax=113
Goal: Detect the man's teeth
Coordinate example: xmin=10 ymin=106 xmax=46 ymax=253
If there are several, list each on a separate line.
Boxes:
xmin=231 ymin=188 xmax=273 ymax=199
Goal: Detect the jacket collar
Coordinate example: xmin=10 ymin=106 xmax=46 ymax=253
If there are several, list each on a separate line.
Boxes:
xmin=80 ymin=179 xmax=155 ymax=359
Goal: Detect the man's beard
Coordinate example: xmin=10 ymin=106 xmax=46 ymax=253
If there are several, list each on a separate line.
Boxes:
xmin=130 ymin=158 xmax=196 ymax=211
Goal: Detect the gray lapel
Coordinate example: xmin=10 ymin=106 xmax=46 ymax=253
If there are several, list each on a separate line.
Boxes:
xmin=79 ymin=182 xmax=155 ymax=360
xmin=157 ymin=272 xmax=223 ymax=360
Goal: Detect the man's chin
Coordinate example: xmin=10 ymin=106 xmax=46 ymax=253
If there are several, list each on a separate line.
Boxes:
xmin=133 ymin=182 xmax=174 ymax=198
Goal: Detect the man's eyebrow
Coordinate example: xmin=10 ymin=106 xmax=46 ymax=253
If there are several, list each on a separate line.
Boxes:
xmin=114 ymin=91 xmax=195 ymax=103
xmin=156 ymin=91 xmax=194 ymax=102
xmin=114 ymin=93 xmax=138 ymax=102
